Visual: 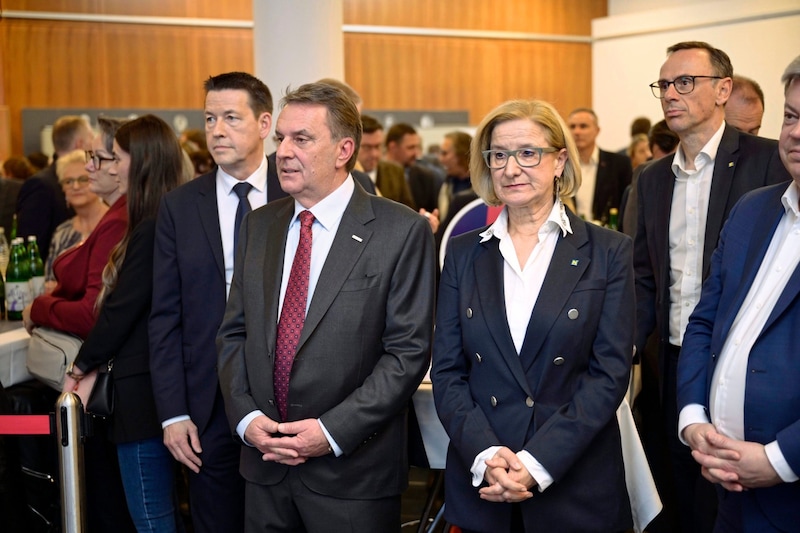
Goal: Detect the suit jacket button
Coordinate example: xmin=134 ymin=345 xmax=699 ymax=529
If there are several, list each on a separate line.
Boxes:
xmin=567 ymin=308 xmax=579 ymax=320
xmin=525 ymin=397 xmax=534 ymax=408
xmin=490 ymin=396 xmax=497 ymax=407
xmin=553 ymin=356 xmax=565 ymax=366
xmin=466 ymin=307 xmax=473 ymax=319
xmin=475 ymin=353 xmax=482 ymax=363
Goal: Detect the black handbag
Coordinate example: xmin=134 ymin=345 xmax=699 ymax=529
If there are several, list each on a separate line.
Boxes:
xmin=86 ymin=360 xmax=114 ymax=418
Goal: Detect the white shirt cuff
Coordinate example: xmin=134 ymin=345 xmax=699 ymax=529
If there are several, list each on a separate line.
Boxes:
xmin=678 ymin=403 xmax=710 ymax=445
xmin=517 ymin=450 xmax=554 ymax=492
xmin=236 ymin=410 xmax=264 ymax=446
xmin=470 ymin=446 xmax=501 ymax=487
xmin=161 ymin=414 xmax=191 ymax=429
xmin=317 ymin=419 xmax=342 ymax=457
xmin=765 ymin=440 xmax=799 ymax=483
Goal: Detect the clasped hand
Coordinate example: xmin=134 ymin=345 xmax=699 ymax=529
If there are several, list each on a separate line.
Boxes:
xmin=479 ymin=446 xmax=536 ymax=503
xmin=683 ymin=423 xmax=781 ymax=492
xmin=245 ymin=415 xmax=332 ymax=466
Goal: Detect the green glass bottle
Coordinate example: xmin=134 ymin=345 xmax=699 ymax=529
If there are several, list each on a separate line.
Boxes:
xmin=608 ymin=207 xmax=619 ymax=231
xmin=10 ymin=214 xmax=17 ymax=240
xmin=6 ymin=238 xmax=31 ymax=320
xmin=27 ymin=236 xmax=45 ymax=298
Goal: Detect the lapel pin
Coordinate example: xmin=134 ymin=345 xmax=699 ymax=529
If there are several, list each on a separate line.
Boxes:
xmin=728 ymin=162 xmax=734 ymax=168
xmin=571 ymin=259 xmax=579 ymax=266
xmin=351 ymin=235 xmax=363 ymax=242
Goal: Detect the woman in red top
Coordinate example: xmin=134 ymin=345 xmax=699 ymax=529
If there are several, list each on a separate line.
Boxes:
xmin=23 ymin=117 xmax=128 ymax=337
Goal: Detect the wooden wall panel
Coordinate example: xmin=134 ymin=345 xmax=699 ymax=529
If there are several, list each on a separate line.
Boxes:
xmin=3 ymin=0 xmax=252 ymax=19
xmin=1 ymin=1 xmax=602 ymax=155
xmin=1 ymin=19 xmax=251 ymax=154
xmin=343 ymin=0 xmax=606 ymax=35
xmin=345 ymin=35 xmax=592 ymax=124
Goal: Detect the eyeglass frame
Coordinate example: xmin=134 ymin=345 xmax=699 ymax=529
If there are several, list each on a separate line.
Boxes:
xmin=59 ymin=176 xmax=91 ymax=187
xmin=482 ymin=147 xmax=559 ymax=170
xmin=85 ymin=150 xmax=116 ymax=170
xmin=649 ymin=75 xmax=724 ymax=99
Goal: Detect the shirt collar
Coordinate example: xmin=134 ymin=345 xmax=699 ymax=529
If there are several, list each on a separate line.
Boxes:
xmin=781 ymin=181 xmax=800 ymax=218
xmin=479 ymin=201 xmax=573 ymax=243
xmin=218 ymin=157 xmax=268 ymax=195
xmin=672 ymin=121 xmax=726 ymax=174
xmin=290 ymin=174 xmax=355 ymax=231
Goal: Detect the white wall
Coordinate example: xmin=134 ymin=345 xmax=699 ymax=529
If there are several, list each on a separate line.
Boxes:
xmin=593 ymin=0 xmax=800 ymax=150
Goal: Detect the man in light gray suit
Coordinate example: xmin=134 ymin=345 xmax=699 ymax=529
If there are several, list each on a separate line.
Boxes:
xmin=216 ymin=82 xmax=436 ymax=532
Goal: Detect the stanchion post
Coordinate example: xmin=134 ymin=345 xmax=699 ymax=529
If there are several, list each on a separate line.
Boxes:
xmin=56 ymin=391 xmax=86 ymax=533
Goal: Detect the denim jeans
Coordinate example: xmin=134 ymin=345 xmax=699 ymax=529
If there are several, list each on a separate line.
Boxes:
xmin=117 ymin=437 xmax=178 ymax=533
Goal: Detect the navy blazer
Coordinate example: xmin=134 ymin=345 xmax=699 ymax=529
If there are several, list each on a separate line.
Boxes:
xmin=634 ymin=125 xmax=790 ymax=389
xmin=678 ymin=183 xmax=800 ymax=531
xmin=149 ymin=164 xmax=288 ymax=432
xmin=432 ymin=209 xmax=634 ymax=532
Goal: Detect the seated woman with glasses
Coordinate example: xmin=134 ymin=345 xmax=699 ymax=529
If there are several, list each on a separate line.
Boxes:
xmin=44 ymin=149 xmax=109 ymax=292
xmin=431 ymin=99 xmax=635 ymax=532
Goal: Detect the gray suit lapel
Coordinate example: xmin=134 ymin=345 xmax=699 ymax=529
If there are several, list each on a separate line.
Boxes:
xmin=295 ymin=187 xmax=375 ymax=353
xmin=263 ymin=201 xmax=295 ymax=354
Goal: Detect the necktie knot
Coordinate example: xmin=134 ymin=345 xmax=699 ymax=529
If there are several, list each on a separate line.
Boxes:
xmin=299 ymin=210 xmax=315 ymax=230
xmin=233 ymin=181 xmax=253 ymax=199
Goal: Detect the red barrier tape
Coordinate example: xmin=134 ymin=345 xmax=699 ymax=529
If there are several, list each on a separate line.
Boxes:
xmin=0 ymin=414 xmax=52 ymax=435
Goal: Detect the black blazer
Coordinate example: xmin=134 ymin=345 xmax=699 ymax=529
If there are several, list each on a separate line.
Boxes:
xmin=633 ymin=125 xmax=790 ymax=388
xmin=16 ymin=163 xmax=70 ymax=261
xmin=149 ymin=166 xmax=289 ymax=433
xmin=591 ymin=149 xmax=632 ymax=224
xmin=407 ymin=164 xmax=440 ymax=212
xmin=76 ymin=219 xmax=160 ymax=444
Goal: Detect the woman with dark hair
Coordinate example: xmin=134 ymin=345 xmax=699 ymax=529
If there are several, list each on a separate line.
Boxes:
xmin=63 ymin=114 xmax=184 ymax=532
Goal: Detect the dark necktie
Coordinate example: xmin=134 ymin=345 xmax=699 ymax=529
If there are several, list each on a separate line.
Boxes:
xmin=233 ymin=182 xmax=253 ymax=252
xmin=274 ymin=210 xmax=315 ymax=421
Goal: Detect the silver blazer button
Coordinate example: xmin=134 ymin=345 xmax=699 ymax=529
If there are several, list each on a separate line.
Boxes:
xmin=553 ymin=356 xmax=565 ymax=366
xmin=525 ymin=397 xmax=534 ymax=408
xmin=466 ymin=307 xmax=473 ymax=318
xmin=490 ymin=396 xmax=497 ymax=407
xmin=567 ymin=308 xmax=579 ymax=320
xmin=475 ymin=353 xmax=482 ymax=363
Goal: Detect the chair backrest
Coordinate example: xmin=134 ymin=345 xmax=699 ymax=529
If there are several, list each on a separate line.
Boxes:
xmin=439 ymin=198 xmax=503 ymax=270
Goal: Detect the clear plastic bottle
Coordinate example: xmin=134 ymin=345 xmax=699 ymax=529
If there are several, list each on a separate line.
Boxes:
xmin=0 ymin=227 xmax=9 ymax=279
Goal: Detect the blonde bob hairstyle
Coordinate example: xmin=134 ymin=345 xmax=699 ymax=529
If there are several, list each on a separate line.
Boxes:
xmin=470 ymin=99 xmax=581 ymax=207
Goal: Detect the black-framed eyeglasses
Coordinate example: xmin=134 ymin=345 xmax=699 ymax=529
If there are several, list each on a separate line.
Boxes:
xmin=649 ymin=75 xmax=723 ymax=98
xmin=59 ymin=176 xmax=90 ymax=187
xmin=85 ymin=150 xmax=115 ymax=170
xmin=482 ymin=147 xmax=559 ymax=169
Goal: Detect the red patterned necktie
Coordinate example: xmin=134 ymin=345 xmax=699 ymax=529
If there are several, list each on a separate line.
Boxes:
xmin=274 ymin=210 xmax=315 ymax=421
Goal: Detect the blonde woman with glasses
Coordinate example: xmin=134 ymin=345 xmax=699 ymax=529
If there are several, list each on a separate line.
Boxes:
xmin=44 ymin=149 xmax=108 ymax=292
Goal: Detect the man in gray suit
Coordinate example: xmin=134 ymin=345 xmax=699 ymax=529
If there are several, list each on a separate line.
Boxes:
xmin=217 ymin=82 xmax=435 ymax=532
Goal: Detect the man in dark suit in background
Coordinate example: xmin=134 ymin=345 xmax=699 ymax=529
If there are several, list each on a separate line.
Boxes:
xmin=568 ymin=108 xmax=632 ymax=224
xmin=357 ymin=114 xmax=413 ymax=206
xmin=385 ymin=122 xmax=441 ymax=212
xmin=217 ymin=82 xmax=435 ymax=532
xmin=149 ymin=72 xmax=287 ymax=533
xmin=634 ymin=41 xmax=790 ymax=532
xmin=17 ymin=115 xmax=93 ymax=260
xmin=677 ymin=55 xmax=800 ymax=533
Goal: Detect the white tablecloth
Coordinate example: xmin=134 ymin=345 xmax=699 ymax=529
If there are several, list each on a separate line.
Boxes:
xmin=0 ymin=325 xmax=32 ymax=387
